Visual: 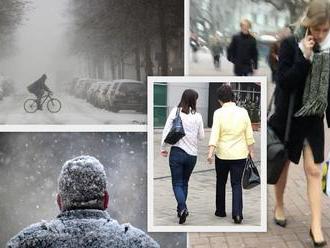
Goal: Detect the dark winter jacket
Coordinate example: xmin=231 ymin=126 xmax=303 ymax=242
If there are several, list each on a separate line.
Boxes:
xmin=268 ymin=36 xmax=330 ymax=164
xmin=227 ymin=32 xmax=258 ymax=75
xmin=6 ymin=209 xmax=160 ymax=248
xmin=27 ymin=75 xmax=50 ymax=96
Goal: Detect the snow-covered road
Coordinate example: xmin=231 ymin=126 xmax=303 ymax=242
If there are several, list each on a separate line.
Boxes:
xmin=0 ymin=94 xmax=146 ymax=124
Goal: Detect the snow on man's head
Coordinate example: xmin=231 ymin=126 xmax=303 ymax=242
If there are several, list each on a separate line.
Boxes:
xmin=58 ymin=156 xmax=107 ymax=211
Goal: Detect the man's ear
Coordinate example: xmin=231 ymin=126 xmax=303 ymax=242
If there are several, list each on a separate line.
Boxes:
xmin=103 ymin=191 xmax=109 ymax=210
xmin=57 ymin=193 xmax=63 ymax=211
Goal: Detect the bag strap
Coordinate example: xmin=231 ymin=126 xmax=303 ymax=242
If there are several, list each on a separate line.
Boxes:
xmin=176 ymin=107 xmax=181 ymax=117
xmin=267 ymin=91 xmax=275 ymax=118
xmin=284 ymin=92 xmax=296 ymax=145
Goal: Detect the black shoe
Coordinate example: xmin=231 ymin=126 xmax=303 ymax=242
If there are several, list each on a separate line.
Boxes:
xmin=179 ymin=209 xmax=188 ymax=224
xmin=177 ymin=210 xmax=189 ymax=218
xmin=310 ymin=229 xmax=327 ymax=247
xmin=233 ymin=216 xmax=243 ymax=224
xmin=274 ymin=217 xmax=287 ymax=228
xmin=215 ymin=211 xmax=226 ymax=217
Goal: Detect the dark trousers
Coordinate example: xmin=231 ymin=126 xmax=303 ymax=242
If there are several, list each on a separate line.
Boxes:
xmin=169 ymin=146 xmax=197 ymax=213
xmin=215 ymin=156 xmax=246 ymax=219
xmin=213 ymin=55 xmax=220 ymax=68
xmin=33 ymin=91 xmax=44 ymax=110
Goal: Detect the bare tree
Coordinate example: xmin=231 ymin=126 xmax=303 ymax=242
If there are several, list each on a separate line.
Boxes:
xmin=66 ymin=0 xmax=183 ymax=80
xmin=251 ymin=0 xmax=309 ymax=23
xmin=0 ymin=0 xmax=29 ymax=58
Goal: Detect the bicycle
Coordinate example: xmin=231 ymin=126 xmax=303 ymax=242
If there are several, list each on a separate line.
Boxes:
xmin=24 ymin=92 xmax=62 ymax=113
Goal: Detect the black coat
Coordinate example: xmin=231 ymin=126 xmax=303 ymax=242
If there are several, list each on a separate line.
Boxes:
xmin=27 ymin=75 xmax=50 ymax=96
xmin=268 ymin=36 xmax=330 ymax=164
xmin=227 ymin=32 xmax=258 ymax=76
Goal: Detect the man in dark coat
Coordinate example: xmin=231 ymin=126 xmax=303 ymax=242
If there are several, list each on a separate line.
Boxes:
xmin=27 ymin=74 xmax=52 ymax=110
xmin=227 ymin=19 xmax=259 ymax=76
xmin=6 ymin=156 xmax=160 ymax=248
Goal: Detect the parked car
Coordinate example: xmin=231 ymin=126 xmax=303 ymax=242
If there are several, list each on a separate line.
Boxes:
xmin=0 ymin=77 xmax=15 ymax=97
xmin=87 ymin=81 xmax=109 ymax=106
xmin=74 ymin=78 xmax=96 ymax=99
xmin=0 ymin=88 xmax=4 ymax=101
xmin=94 ymin=81 xmax=112 ymax=108
xmin=105 ymin=80 xmax=146 ymax=113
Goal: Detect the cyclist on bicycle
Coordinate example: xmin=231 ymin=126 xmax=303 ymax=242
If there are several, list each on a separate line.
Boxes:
xmin=27 ymin=74 xmax=52 ymax=110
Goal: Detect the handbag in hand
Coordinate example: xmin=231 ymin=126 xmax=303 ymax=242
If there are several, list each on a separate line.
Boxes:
xmin=164 ymin=108 xmax=185 ymax=145
xmin=322 ymin=153 xmax=330 ymax=196
xmin=267 ymin=92 xmax=295 ymax=184
xmin=242 ymin=155 xmax=260 ymax=190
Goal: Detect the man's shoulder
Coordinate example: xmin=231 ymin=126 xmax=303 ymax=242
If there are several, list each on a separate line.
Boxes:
xmin=6 ymin=220 xmax=53 ymax=247
xmin=7 ymin=214 xmax=159 ymax=248
xmin=119 ymin=223 xmax=160 ymax=248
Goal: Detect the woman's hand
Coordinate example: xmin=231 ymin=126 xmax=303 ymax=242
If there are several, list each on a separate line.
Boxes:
xmin=207 ymin=145 xmax=215 ymax=164
xmin=249 ymin=150 xmax=255 ymax=160
xmin=207 ymin=155 xmax=213 ymax=164
xmin=302 ymin=30 xmax=315 ymax=59
xmin=248 ymin=144 xmax=254 ymax=159
xmin=160 ymin=150 xmax=168 ymax=157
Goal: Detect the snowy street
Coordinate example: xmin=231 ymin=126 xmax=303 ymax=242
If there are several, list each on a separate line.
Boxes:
xmin=0 ymin=93 xmax=146 ymax=125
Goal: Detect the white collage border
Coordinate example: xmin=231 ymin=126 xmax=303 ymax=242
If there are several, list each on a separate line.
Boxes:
xmin=147 ymin=76 xmax=267 ymax=233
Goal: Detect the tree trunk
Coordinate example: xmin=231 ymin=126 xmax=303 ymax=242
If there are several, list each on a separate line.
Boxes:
xmin=158 ymin=1 xmax=168 ymax=76
xmin=135 ymin=46 xmax=141 ymax=81
xmin=110 ymin=59 xmax=116 ymax=80
xmin=145 ymin=37 xmax=153 ymax=77
xmin=121 ymin=56 xmax=125 ymax=79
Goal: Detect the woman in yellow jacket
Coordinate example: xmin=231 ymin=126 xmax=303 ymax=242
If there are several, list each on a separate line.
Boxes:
xmin=207 ymin=84 xmax=255 ymax=224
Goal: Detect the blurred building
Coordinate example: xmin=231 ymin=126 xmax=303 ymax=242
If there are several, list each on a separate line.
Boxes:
xmin=154 ymin=82 xmax=260 ymax=128
xmin=191 ymin=0 xmax=290 ymax=41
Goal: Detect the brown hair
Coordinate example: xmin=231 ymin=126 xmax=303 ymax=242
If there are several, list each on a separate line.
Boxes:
xmin=216 ymin=84 xmax=235 ymax=103
xmin=178 ymin=89 xmax=198 ymax=114
xmin=302 ymin=0 xmax=330 ymax=28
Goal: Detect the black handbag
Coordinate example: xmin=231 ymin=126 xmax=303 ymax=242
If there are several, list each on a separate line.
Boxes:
xmin=164 ymin=108 xmax=185 ymax=145
xmin=267 ymin=92 xmax=295 ymax=184
xmin=242 ymin=155 xmax=260 ymax=189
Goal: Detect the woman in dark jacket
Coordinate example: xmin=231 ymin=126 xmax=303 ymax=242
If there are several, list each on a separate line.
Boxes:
xmin=268 ymin=0 xmax=330 ymax=246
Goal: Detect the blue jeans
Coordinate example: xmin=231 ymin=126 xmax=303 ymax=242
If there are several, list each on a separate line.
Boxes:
xmin=215 ymin=156 xmax=246 ymax=219
xmin=169 ymin=146 xmax=197 ymax=213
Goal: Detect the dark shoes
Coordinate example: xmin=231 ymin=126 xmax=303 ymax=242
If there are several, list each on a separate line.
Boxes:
xmin=215 ymin=211 xmax=226 ymax=217
xmin=177 ymin=210 xmax=189 ymax=218
xmin=178 ymin=209 xmax=188 ymax=224
xmin=233 ymin=216 xmax=243 ymax=224
xmin=274 ymin=217 xmax=287 ymax=228
xmin=310 ymin=229 xmax=327 ymax=247
xmin=274 ymin=208 xmax=287 ymax=228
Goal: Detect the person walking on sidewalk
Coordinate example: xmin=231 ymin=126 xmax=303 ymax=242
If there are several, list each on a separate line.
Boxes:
xmin=207 ymin=84 xmax=255 ymax=224
xmin=268 ymin=0 xmax=330 ymax=246
xmin=160 ymin=89 xmax=204 ymax=224
xmin=209 ymin=33 xmax=223 ymax=69
xmin=227 ymin=19 xmax=258 ymax=76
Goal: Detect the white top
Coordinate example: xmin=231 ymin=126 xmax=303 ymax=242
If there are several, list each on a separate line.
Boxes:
xmin=161 ymin=107 xmax=204 ymax=156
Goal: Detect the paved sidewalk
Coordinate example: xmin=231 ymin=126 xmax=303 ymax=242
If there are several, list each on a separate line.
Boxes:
xmin=188 ymin=82 xmax=330 ymax=248
xmin=188 ymin=49 xmax=271 ymax=77
xmin=153 ymin=129 xmax=261 ymax=226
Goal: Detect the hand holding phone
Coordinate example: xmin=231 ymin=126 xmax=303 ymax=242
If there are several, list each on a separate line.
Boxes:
xmin=302 ymin=29 xmax=315 ymax=59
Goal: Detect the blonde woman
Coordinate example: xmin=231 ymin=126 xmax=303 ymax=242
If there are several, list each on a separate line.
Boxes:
xmin=207 ymin=84 xmax=255 ymax=224
xmin=268 ymin=0 xmax=330 ymax=246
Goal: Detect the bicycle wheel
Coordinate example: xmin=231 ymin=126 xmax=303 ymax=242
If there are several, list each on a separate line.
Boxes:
xmin=47 ymin=98 xmax=61 ymax=113
xmin=24 ymin=99 xmax=38 ymax=113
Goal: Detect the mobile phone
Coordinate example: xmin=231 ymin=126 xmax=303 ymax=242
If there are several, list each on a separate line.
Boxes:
xmin=307 ymin=28 xmax=320 ymax=52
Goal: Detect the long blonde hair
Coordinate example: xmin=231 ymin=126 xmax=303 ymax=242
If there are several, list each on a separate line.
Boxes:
xmin=301 ymin=0 xmax=330 ymax=28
